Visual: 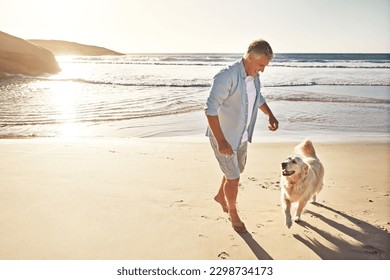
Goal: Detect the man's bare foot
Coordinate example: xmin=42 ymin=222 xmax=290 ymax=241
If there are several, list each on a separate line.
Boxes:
xmin=229 ymin=209 xmax=247 ymax=233
xmin=214 ymin=195 xmax=228 ymax=213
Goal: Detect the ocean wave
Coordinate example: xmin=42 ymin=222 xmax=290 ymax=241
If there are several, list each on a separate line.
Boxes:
xmin=45 ymin=77 xmax=211 ymax=88
xmin=0 ymin=103 xmax=204 ymax=127
xmin=271 ymin=64 xmax=390 ymax=69
xmin=50 ymin=78 xmax=390 ymax=87
xmin=265 ymin=81 xmax=390 ymax=87
xmin=4 ymin=76 xmax=389 ymax=88
xmin=58 ymin=59 xmax=390 ymax=69
xmin=265 ymin=94 xmax=390 ymax=104
xmin=56 ymin=53 xmax=390 ymax=69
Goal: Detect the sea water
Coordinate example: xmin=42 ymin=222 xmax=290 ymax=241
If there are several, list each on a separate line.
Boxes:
xmin=0 ymin=53 xmax=389 ymax=142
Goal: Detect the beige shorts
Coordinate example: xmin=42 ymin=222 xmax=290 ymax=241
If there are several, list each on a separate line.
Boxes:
xmin=209 ymin=136 xmax=248 ymax=180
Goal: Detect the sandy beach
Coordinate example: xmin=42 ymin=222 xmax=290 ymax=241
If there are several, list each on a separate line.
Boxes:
xmin=0 ymin=137 xmax=389 ymax=260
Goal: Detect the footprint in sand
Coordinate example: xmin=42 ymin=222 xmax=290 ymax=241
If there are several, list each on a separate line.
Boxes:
xmin=170 ymin=200 xmax=187 ymax=208
xmin=258 ymin=181 xmax=280 ymax=191
xmin=218 ymin=252 xmax=230 ymax=259
xmin=201 ymin=215 xmax=226 ymax=222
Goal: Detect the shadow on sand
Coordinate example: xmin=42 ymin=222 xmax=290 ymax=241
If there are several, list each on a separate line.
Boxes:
xmin=238 ymin=232 xmax=273 ymax=260
xmin=293 ymin=202 xmax=390 ymax=259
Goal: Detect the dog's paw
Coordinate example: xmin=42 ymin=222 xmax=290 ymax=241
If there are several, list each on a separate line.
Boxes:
xmin=285 ymin=218 xmax=292 ymax=228
xmin=292 ymin=216 xmax=302 ymax=223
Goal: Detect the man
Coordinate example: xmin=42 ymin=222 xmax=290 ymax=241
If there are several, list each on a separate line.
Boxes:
xmin=205 ymin=39 xmax=279 ymax=233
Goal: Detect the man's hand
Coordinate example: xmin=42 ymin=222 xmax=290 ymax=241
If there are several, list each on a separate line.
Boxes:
xmin=259 ymin=102 xmax=279 ymax=132
xmin=207 ymin=115 xmax=234 ymax=155
xmin=217 ymin=139 xmax=234 ymax=155
xmin=268 ymin=114 xmax=279 ymax=131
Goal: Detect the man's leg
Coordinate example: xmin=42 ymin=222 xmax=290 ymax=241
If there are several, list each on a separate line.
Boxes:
xmin=214 ymin=176 xmax=228 ymax=213
xmin=224 ymin=177 xmax=247 ymax=233
xmin=209 ymin=137 xmax=247 ymax=233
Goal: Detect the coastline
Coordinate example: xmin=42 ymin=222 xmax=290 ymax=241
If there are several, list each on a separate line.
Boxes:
xmin=1 ymin=82 xmax=388 ymax=142
xmin=2 ymin=107 xmax=388 ymax=143
xmin=0 ymin=137 xmax=389 ymax=260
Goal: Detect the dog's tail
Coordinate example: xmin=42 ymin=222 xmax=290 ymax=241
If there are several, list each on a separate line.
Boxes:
xmin=295 ymin=138 xmax=316 ymax=158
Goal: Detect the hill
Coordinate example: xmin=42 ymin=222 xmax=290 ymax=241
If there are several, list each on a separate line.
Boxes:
xmin=28 ymin=40 xmax=124 ymax=56
xmin=0 ymin=31 xmax=60 ymax=77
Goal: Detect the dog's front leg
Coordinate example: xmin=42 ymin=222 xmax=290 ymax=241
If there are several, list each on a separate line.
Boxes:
xmin=294 ymin=199 xmax=308 ymax=222
xmin=282 ymin=195 xmax=292 ymax=228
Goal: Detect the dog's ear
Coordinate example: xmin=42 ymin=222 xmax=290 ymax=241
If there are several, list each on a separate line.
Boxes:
xmin=303 ymin=163 xmax=309 ymax=175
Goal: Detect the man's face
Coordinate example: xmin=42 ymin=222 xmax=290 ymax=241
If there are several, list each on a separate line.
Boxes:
xmin=245 ymin=54 xmax=270 ymax=76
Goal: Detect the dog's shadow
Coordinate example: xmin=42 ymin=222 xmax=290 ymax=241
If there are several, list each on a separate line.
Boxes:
xmin=293 ymin=202 xmax=390 ymax=259
xmin=238 ymin=232 xmax=273 ymax=260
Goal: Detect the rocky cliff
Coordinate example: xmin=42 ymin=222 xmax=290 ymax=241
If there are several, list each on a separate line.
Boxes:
xmin=0 ymin=31 xmax=61 ymax=77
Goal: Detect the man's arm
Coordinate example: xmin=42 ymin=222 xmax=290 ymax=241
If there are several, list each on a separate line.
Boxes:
xmin=207 ymin=115 xmax=234 ymax=155
xmin=205 ymin=69 xmax=233 ymax=155
xmin=259 ymin=103 xmax=279 ymax=131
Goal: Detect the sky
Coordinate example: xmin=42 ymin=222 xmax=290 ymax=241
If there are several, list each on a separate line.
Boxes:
xmin=1 ymin=0 xmax=389 ymax=53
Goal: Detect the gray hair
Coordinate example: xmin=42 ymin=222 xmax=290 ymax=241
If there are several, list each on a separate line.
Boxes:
xmin=244 ymin=39 xmax=274 ymax=60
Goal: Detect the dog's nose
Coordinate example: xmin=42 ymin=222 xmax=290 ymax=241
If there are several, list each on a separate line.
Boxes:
xmin=281 ymin=162 xmax=287 ymax=169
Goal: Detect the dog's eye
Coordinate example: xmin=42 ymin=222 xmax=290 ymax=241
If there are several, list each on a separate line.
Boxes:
xmin=292 ymin=160 xmax=297 ymax=164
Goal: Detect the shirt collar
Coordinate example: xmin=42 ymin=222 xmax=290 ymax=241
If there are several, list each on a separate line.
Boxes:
xmin=239 ymin=58 xmax=259 ymax=79
xmin=239 ymin=59 xmax=247 ymax=79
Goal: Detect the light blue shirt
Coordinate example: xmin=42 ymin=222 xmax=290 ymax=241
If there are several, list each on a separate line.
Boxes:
xmin=205 ymin=59 xmax=266 ymax=150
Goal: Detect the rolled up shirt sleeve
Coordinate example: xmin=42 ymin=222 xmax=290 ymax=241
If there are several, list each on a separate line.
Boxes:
xmin=204 ymin=70 xmax=231 ymax=116
xmin=258 ymin=91 xmax=266 ymax=107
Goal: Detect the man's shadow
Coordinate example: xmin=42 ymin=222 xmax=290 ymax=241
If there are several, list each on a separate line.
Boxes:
xmin=238 ymin=232 xmax=273 ymax=260
xmin=293 ymin=202 xmax=390 ymax=259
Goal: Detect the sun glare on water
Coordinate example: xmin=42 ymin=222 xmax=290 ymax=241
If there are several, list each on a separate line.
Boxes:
xmin=55 ymin=56 xmax=90 ymax=79
xmin=48 ymin=80 xmax=84 ymax=138
xmin=46 ymin=57 xmax=93 ymax=138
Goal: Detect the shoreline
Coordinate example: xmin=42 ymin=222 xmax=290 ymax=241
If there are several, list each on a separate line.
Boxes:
xmin=1 ymin=113 xmax=389 ymax=144
xmin=0 ymin=127 xmax=390 ymax=144
xmin=1 ymin=83 xmax=389 ymax=142
xmin=0 ymin=137 xmax=389 ymax=260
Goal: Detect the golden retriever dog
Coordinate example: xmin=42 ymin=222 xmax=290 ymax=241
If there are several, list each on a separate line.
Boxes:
xmin=280 ymin=139 xmax=324 ymax=228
